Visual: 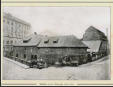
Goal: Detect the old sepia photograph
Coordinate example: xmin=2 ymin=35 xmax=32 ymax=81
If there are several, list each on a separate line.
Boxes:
xmin=2 ymin=7 xmax=110 ymax=80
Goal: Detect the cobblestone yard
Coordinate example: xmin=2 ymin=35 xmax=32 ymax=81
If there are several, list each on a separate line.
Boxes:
xmin=2 ymin=56 xmax=110 ymax=80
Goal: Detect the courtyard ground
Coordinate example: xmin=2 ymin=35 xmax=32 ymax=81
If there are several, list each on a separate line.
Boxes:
xmin=2 ymin=55 xmax=110 ymax=80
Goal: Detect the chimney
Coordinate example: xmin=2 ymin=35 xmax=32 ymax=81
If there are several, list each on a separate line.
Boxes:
xmin=34 ymin=32 xmax=37 ymax=35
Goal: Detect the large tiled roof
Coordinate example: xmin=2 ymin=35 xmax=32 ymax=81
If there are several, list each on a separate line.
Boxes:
xmin=38 ymin=35 xmax=88 ymax=48
xmin=14 ymin=34 xmax=88 ymax=48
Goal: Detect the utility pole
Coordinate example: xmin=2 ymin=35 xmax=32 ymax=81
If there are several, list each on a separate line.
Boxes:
xmin=106 ymin=28 xmax=109 ymax=55
xmin=106 ymin=28 xmax=108 ymax=39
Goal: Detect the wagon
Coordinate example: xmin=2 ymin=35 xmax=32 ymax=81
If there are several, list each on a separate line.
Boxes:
xmin=60 ymin=55 xmax=80 ymax=66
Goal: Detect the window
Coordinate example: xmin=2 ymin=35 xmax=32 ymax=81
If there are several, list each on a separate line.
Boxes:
xmin=11 ymin=22 xmax=13 ymax=25
xmin=23 ymin=40 xmax=28 ymax=43
xmin=24 ymin=48 xmax=27 ymax=53
xmin=31 ymin=55 xmax=37 ymax=60
xmin=7 ymin=21 xmax=9 ymax=24
xmin=7 ymin=41 xmax=9 ymax=44
xmin=31 ymin=55 xmax=34 ymax=59
xmin=11 ymin=27 xmax=13 ymax=31
xmin=53 ymin=38 xmax=58 ymax=43
xmin=3 ymin=40 xmax=5 ymax=44
xmin=3 ymin=19 xmax=5 ymax=22
xmin=10 ymin=51 xmax=13 ymax=56
xmin=53 ymin=40 xmax=58 ymax=43
xmin=24 ymin=48 xmax=26 ymax=50
xmin=24 ymin=54 xmax=26 ymax=58
xmin=19 ymin=24 xmax=21 ymax=27
xmin=11 ymin=40 xmax=13 ymax=44
xmin=44 ymin=39 xmax=49 ymax=43
xmin=34 ymin=55 xmax=37 ymax=59
xmin=16 ymin=54 xmax=18 ymax=57
xmin=23 ymin=38 xmax=32 ymax=43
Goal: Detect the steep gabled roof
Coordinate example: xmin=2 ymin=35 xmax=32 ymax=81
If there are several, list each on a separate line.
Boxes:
xmin=82 ymin=26 xmax=107 ymax=41
xmin=38 ymin=35 xmax=88 ymax=48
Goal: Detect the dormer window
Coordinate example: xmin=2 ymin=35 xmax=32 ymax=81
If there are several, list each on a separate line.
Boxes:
xmin=23 ymin=40 xmax=28 ymax=43
xmin=53 ymin=40 xmax=58 ymax=43
xmin=23 ymin=38 xmax=32 ymax=43
xmin=53 ymin=39 xmax=58 ymax=43
xmin=44 ymin=39 xmax=49 ymax=43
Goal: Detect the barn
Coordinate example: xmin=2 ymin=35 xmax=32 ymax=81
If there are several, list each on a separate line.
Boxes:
xmin=82 ymin=26 xmax=109 ymax=60
xmin=13 ymin=33 xmax=88 ymax=65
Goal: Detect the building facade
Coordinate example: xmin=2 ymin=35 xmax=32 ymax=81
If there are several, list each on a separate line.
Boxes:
xmin=3 ymin=12 xmax=31 ymax=56
xmin=13 ymin=33 xmax=88 ymax=65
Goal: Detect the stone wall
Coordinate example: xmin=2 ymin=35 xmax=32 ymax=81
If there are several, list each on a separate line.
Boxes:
xmin=13 ymin=47 xmax=87 ymax=64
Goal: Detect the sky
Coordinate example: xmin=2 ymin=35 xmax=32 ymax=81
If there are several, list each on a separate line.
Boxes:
xmin=3 ymin=7 xmax=110 ymax=39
